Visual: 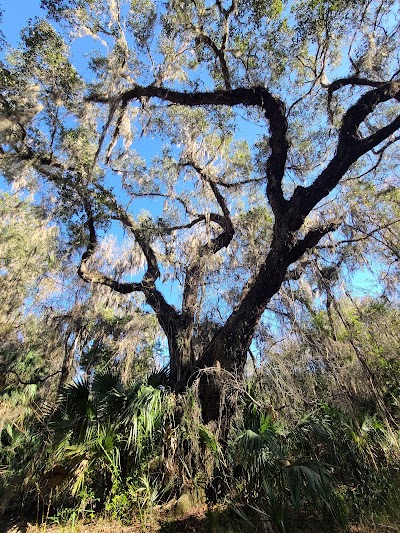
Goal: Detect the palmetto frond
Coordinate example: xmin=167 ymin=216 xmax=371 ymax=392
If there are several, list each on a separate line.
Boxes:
xmin=287 ymin=413 xmax=334 ymax=450
xmin=285 ymin=459 xmax=332 ymax=510
xmin=236 ymin=403 xmax=285 ymax=464
xmin=92 ymin=371 xmax=126 ymax=420
xmin=233 ymin=398 xmax=345 ymax=531
xmin=59 ymin=378 xmax=93 ymax=420
xmin=122 ymin=385 xmax=164 ymax=450
xmin=147 ymin=366 xmax=170 ymax=388
xmin=45 ymin=369 xmax=167 ymax=491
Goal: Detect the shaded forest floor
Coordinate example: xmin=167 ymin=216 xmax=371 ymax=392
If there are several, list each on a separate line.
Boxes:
xmin=2 ymin=504 xmax=400 ymax=533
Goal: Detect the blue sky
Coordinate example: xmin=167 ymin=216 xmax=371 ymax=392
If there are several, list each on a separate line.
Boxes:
xmin=0 ymin=0 xmax=388 ymax=308
xmin=1 ymin=0 xmax=45 ymax=46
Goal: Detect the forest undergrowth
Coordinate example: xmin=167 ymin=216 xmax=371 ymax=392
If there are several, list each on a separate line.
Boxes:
xmin=2 ymin=299 xmax=400 ymax=533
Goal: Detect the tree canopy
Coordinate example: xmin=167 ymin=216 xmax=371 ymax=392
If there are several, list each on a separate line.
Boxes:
xmin=0 ymin=0 xmax=399 ymax=426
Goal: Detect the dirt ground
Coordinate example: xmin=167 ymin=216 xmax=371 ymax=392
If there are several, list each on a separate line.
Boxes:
xmin=2 ymin=505 xmax=400 ymax=533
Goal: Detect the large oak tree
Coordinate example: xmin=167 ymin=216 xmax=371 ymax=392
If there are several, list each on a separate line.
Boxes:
xmin=1 ymin=0 xmax=399 ymax=428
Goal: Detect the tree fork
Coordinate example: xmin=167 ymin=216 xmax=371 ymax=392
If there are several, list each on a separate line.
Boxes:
xmin=80 ymin=81 xmax=400 ymax=429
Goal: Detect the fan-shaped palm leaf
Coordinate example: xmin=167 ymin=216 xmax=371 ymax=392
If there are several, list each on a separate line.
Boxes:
xmin=285 ymin=459 xmax=332 ymax=510
xmin=147 ymin=366 xmax=170 ymax=389
xmin=60 ymin=378 xmax=93 ymax=420
xmin=93 ymin=371 xmax=127 ymax=421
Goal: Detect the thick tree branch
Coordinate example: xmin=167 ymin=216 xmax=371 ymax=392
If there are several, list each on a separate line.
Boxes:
xmin=339 ymin=82 xmax=400 ymax=143
xmin=197 ymin=81 xmax=399 ymax=372
xmin=77 ymin=198 xmax=143 ymax=294
xmin=161 ymin=215 xmax=207 ymax=233
xmin=199 ymin=219 xmax=340 ymax=371
xmin=286 ymin=222 xmax=341 ymax=263
xmin=77 ymin=194 xmax=180 ymax=334
xmin=104 ymin=201 xmax=181 ymax=322
xmin=90 ymin=85 xmax=289 ymax=218
xmin=290 ymin=82 xmax=400 ymax=231
xmin=327 ymin=77 xmax=388 ymax=122
xmin=4 ymin=142 xmax=182 ymax=328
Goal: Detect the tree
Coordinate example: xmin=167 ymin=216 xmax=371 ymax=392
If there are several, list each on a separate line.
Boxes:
xmin=0 ymin=0 xmax=399 ymax=430
xmin=0 ymin=192 xmax=63 ymax=387
xmin=0 ymin=193 xmax=56 ymax=332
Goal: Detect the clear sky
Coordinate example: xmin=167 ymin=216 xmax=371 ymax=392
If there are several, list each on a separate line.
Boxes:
xmin=1 ymin=0 xmax=45 ymax=46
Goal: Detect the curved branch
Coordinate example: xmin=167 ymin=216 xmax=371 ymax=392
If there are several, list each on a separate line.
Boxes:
xmin=78 ymin=260 xmax=143 ymax=294
xmin=327 ymin=77 xmax=388 ymax=122
xmin=290 ymin=81 xmax=400 ymax=231
xmin=5 ymin=369 xmax=62 ymax=386
xmin=90 ymin=85 xmax=289 ymax=218
xmin=339 ymin=81 xmax=400 ymax=143
xmin=77 ymin=194 xmax=180 ymax=333
xmin=77 ymin=197 xmax=144 ymax=294
xmin=161 ymin=215 xmax=207 ymax=233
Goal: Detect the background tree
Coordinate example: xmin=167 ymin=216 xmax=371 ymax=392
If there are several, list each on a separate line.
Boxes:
xmin=0 ymin=192 xmax=62 ymax=387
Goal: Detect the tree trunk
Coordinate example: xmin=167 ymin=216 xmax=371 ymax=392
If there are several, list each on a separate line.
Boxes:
xmin=194 ymin=229 xmax=309 ymax=432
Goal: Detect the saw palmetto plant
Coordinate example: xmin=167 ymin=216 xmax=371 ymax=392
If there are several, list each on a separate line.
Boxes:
xmin=41 ymin=370 xmax=167 ymax=507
